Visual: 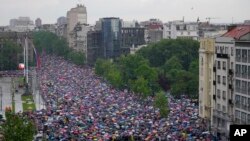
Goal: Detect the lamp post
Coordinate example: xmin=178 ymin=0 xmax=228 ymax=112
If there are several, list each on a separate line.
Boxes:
xmin=24 ymin=34 xmax=30 ymax=95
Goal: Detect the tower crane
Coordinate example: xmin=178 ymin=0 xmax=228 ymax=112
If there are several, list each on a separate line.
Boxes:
xmin=206 ymin=17 xmax=220 ymax=23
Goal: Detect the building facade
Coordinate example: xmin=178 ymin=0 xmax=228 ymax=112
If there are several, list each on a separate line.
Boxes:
xmin=140 ymin=19 xmax=163 ymax=43
xmin=230 ymin=26 xmax=250 ymax=125
xmin=70 ymin=23 xmax=91 ymax=54
xmin=121 ymin=27 xmax=145 ymax=49
xmin=87 ymin=30 xmax=102 ymax=64
xmin=57 ymin=16 xmax=67 ymax=26
xmin=213 ymin=36 xmax=235 ymax=137
xmin=67 ymin=4 xmax=87 ymax=49
xmin=9 ymin=17 xmax=35 ymax=32
xmin=163 ymin=20 xmax=199 ymax=40
xmin=199 ymin=25 xmax=250 ymax=139
xmin=100 ymin=17 xmax=122 ymax=59
xmin=199 ymin=38 xmax=215 ymax=129
xmin=35 ymin=18 xmax=42 ymax=28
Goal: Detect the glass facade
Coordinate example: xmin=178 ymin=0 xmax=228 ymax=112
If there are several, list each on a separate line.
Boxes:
xmin=101 ymin=18 xmax=122 ymax=59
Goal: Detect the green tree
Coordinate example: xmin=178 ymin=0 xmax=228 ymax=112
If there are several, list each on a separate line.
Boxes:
xmin=154 ymin=91 xmax=169 ymax=117
xmin=33 ymin=31 xmax=85 ymax=65
xmin=67 ymin=50 xmax=85 ymax=66
xmin=95 ymin=59 xmax=113 ymax=76
xmin=0 ymin=41 xmax=22 ymax=70
xmin=2 ymin=111 xmax=35 ymax=141
xmin=137 ymin=39 xmax=199 ymax=98
xmin=186 ymin=59 xmax=199 ymax=98
xmin=130 ymin=76 xmax=151 ymax=98
xmin=106 ymin=66 xmax=123 ymax=89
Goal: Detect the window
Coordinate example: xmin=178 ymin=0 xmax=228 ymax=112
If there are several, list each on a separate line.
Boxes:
xmin=248 ymin=98 xmax=250 ymax=112
xmin=242 ymin=81 xmax=247 ymax=94
xmin=236 ymin=79 xmax=241 ymax=93
xmin=248 ymin=50 xmax=250 ymax=63
xmin=236 ymin=64 xmax=241 ymax=77
xmin=217 ymin=75 xmax=221 ymax=84
xmin=222 ymin=61 xmax=226 ymax=70
xmin=222 ymin=76 xmax=226 ymax=85
xmin=248 ymin=114 xmax=250 ymax=124
xmin=236 ymin=49 xmax=241 ymax=62
xmin=242 ymin=96 xmax=247 ymax=110
xmin=242 ymin=65 xmax=247 ymax=78
xmin=248 ymin=82 xmax=250 ymax=95
xmin=220 ymin=46 xmax=224 ymax=53
xmin=225 ymin=47 xmax=228 ymax=54
xmin=236 ymin=95 xmax=240 ymax=108
xmin=242 ymin=49 xmax=247 ymax=63
xmin=222 ymin=105 xmax=226 ymax=113
xmin=235 ymin=110 xmax=241 ymax=123
xmin=242 ymin=112 xmax=247 ymax=124
xmin=217 ymin=89 xmax=221 ymax=99
xmin=217 ymin=103 xmax=221 ymax=111
xmin=248 ymin=66 xmax=250 ymax=79
xmin=231 ymin=48 xmax=234 ymax=56
xmin=217 ymin=61 xmax=221 ymax=69
xmin=222 ymin=91 xmax=226 ymax=100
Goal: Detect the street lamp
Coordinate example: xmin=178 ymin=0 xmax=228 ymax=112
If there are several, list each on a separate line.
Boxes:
xmin=23 ymin=34 xmax=30 ymax=95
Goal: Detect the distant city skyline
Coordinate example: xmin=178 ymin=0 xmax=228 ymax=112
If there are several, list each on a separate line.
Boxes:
xmin=0 ymin=0 xmax=249 ymax=26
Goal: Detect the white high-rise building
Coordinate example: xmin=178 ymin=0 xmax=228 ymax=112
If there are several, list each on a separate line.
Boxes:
xmin=9 ymin=17 xmax=35 ymax=32
xmin=67 ymin=4 xmax=87 ymax=49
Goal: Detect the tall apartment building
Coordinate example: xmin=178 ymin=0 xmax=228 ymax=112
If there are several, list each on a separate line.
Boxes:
xmin=230 ymin=26 xmax=250 ymax=125
xmin=199 ymin=38 xmax=215 ymax=129
xmin=199 ymin=25 xmax=250 ymax=139
xmin=213 ymin=35 xmax=235 ymax=138
xmin=67 ymin=4 xmax=87 ymax=49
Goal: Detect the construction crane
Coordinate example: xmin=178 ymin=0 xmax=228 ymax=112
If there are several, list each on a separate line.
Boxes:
xmin=206 ymin=17 xmax=220 ymax=23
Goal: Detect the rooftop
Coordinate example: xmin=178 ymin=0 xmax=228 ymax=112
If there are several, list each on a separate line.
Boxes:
xmin=222 ymin=25 xmax=250 ymax=40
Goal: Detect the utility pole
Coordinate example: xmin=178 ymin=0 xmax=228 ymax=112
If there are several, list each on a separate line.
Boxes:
xmin=24 ymin=34 xmax=30 ymax=95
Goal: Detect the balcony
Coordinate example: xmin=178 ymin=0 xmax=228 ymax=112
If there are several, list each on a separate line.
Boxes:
xmin=217 ymin=53 xmax=229 ymax=59
xmin=229 ymin=84 xmax=233 ymax=90
xmin=213 ymin=95 xmax=216 ymax=100
xmin=213 ymin=80 xmax=216 ymax=85
xmin=229 ymin=69 xmax=233 ymax=75
xmin=228 ymin=99 xmax=233 ymax=105
xmin=213 ymin=66 xmax=216 ymax=72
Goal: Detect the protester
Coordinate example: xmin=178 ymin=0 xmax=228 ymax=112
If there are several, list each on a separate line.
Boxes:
xmin=28 ymin=55 xmax=214 ymax=141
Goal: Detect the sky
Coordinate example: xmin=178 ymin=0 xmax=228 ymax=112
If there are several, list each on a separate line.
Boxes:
xmin=0 ymin=0 xmax=249 ymax=26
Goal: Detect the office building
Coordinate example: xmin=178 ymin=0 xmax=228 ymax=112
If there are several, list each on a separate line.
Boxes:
xmin=99 ymin=17 xmax=122 ymax=59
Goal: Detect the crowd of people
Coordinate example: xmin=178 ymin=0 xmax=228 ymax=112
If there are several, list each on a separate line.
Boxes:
xmin=26 ymin=55 xmax=215 ymax=141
